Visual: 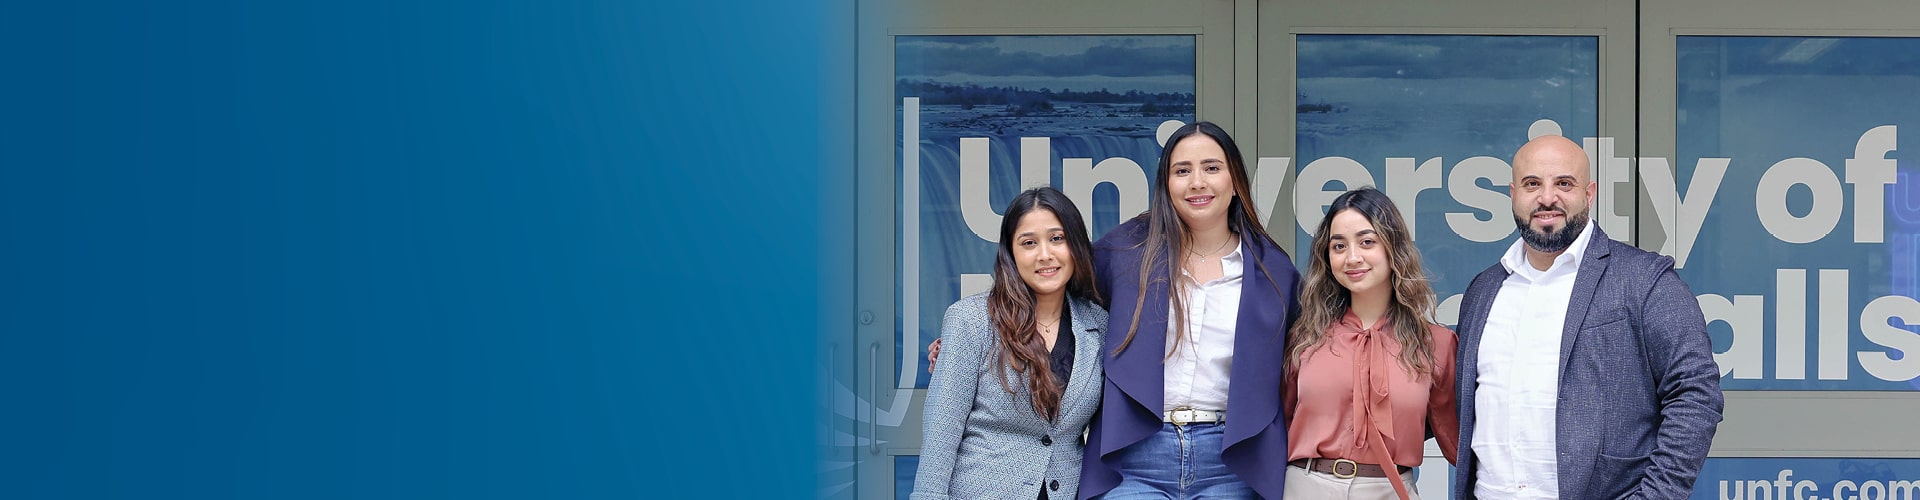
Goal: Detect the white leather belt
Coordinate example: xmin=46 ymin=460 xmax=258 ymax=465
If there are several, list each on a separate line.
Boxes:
xmin=1164 ymin=408 xmax=1225 ymax=425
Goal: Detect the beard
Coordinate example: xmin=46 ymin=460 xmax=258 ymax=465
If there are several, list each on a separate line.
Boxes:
xmin=1514 ymin=206 xmax=1588 ymax=253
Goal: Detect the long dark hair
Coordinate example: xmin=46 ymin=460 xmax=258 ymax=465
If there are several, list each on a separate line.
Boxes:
xmin=988 ymin=186 xmax=1100 ymax=421
xmin=1114 ymin=121 xmax=1289 ymax=356
xmin=1287 ymin=187 xmax=1439 ymax=379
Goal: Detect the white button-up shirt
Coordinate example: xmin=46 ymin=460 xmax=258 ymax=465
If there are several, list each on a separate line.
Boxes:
xmin=1472 ymin=222 xmax=1593 ymax=499
xmin=1163 ymin=242 xmax=1242 ymax=414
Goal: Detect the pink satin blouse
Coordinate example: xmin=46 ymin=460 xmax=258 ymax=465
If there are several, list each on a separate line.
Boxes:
xmin=1283 ymin=310 xmax=1460 ymax=468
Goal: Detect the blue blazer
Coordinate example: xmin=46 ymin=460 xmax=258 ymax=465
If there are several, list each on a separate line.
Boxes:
xmin=1452 ymin=225 xmax=1724 ymax=499
xmin=912 ymin=292 xmax=1107 ymax=500
xmin=1078 ymin=216 xmax=1301 ymax=499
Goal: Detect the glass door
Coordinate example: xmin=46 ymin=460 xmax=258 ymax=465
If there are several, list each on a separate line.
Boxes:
xmin=1641 ymin=1 xmax=1920 ymax=495
xmin=1257 ymin=0 xmax=1637 ymax=494
xmin=846 ymin=2 xmax=1242 ymax=499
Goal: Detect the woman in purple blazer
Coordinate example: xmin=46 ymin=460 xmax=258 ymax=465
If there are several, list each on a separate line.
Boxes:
xmin=1078 ymin=122 xmax=1302 ymax=499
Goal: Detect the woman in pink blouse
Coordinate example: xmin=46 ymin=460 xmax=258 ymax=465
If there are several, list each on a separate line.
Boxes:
xmin=1282 ymin=187 xmax=1458 ymax=500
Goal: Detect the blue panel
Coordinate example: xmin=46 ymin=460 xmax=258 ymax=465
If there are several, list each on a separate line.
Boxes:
xmin=1695 ymin=458 xmax=1920 ymax=499
xmin=0 ymin=1 xmax=842 ymax=498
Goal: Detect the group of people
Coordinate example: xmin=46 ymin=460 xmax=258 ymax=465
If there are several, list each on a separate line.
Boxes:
xmin=911 ymin=123 xmax=1725 ymax=500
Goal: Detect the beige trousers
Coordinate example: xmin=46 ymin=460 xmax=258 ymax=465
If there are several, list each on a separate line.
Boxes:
xmin=1281 ymin=463 xmax=1420 ymax=499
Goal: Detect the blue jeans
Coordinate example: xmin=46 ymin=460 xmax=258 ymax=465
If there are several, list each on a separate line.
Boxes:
xmin=1097 ymin=422 xmax=1256 ymax=499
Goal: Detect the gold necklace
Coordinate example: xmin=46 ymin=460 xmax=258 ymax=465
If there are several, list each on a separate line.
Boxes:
xmin=1187 ymin=236 xmax=1236 ymax=264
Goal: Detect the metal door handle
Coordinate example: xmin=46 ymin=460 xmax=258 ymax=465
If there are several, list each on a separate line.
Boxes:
xmin=869 ymin=342 xmax=881 ymax=454
xmin=828 ymin=341 xmax=842 ymax=462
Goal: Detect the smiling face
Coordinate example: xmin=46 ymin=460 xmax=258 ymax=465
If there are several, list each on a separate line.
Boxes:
xmin=1510 ymin=135 xmax=1596 ymax=254
xmin=1327 ymin=208 xmax=1392 ymax=301
xmin=1164 ymin=134 xmax=1238 ymax=229
xmin=1010 ymin=208 xmax=1074 ymax=301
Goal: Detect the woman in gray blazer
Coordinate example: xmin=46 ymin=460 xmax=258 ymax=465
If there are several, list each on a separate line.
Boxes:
xmin=912 ymin=187 xmax=1108 ymax=500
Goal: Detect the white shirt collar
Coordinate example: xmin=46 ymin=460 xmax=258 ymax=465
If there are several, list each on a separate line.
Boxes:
xmin=1222 ymin=239 xmax=1245 ymax=266
xmin=1500 ymin=219 xmax=1595 ymax=278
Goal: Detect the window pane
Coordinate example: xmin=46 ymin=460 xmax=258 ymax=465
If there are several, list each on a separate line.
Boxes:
xmin=894 ymin=456 xmax=917 ymax=500
xmin=1676 ymin=36 xmax=1920 ymax=390
xmin=1296 ymin=35 xmax=1600 ymax=312
xmin=895 ymin=35 xmax=1197 ymax=387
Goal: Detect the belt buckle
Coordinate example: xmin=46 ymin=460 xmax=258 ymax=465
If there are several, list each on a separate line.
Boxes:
xmin=1332 ymin=459 xmax=1359 ymax=479
xmin=1168 ymin=406 xmax=1192 ymax=426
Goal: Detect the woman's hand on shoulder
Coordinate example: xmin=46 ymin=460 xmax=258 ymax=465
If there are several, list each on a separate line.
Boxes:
xmin=927 ymin=338 xmax=942 ymax=373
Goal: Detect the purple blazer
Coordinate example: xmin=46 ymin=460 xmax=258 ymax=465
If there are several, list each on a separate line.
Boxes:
xmin=1077 ymin=216 xmax=1302 ymax=499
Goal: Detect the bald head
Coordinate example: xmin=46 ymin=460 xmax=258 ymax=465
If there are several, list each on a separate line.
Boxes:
xmin=1513 ymin=135 xmax=1591 ymax=183
xmin=1510 ymin=134 xmax=1596 ymax=261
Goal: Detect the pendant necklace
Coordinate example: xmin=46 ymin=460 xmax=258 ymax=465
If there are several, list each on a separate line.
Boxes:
xmin=1188 ymin=236 xmax=1235 ymax=264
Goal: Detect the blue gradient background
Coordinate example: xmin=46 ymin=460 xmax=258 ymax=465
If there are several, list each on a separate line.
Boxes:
xmin=0 ymin=1 xmax=846 ymax=498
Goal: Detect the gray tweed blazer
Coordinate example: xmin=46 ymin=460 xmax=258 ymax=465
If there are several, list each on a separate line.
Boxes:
xmin=1453 ymin=225 xmax=1724 ymax=499
xmin=912 ymin=292 xmax=1107 ymax=500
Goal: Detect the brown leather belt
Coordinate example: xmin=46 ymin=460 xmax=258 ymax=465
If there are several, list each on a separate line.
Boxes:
xmin=1287 ymin=458 xmax=1410 ymax=479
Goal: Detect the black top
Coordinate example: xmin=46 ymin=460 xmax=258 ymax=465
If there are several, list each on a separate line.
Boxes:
xmin=1047 ymin=301 xmax=1074 ymax=390
xmin=1041 ymin=302 xmax=1074 ymax=500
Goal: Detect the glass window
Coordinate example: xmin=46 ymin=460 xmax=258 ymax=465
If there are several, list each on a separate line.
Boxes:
xmin=894 ymin=456 xmax=917 ymax=500
xmin=1677 ymin=36 xmax=1920 ymax=390
xmin=1295 ymin=35 xmax=1600 ymax=311
xmin=895 ymin=35 xmax=1197 ymax=386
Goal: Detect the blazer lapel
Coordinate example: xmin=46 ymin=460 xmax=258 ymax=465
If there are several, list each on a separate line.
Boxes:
xmin=1058 ymin=297 xmax=1104 ymax=428
xmin=1223 ymin=239 xmax=1285 ymax=448
xmin=1457 ymin=265 xmax=1507 ymax=412
xmin=1557 ymin=227 xmax=1613 ymax=379
xmin=1106 ymin=246 xmax=1169 ymax=419
xmin=1555 ymin=226 xmax=1612 ymax=495
xmin=1454 ymin=266 xmax=1507 ymax=498
xmin=1458 ymin=272 xmax=1503 ymax=376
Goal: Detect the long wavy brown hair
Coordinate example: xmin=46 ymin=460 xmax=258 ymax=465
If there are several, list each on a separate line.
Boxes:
xmin=988 ymin=187 xmax=1101 ymax=421
xmin=1113 ymin=121 xmax=1291 ymax=357
xmin=1286 ymin=187 xmax=1439 ymax=379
